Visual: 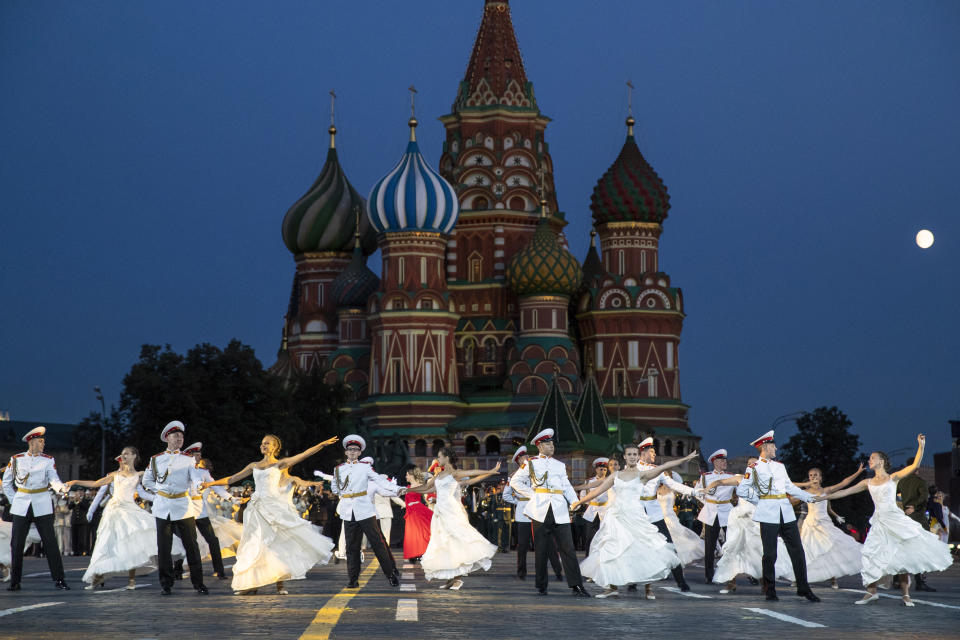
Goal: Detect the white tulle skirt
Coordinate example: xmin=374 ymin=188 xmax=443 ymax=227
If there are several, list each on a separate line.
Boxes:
xmin=82 ymin=500 xmax=183 ymax=583
xmin=661 ymin=508 xmax=705 ymax=566
xmin=713 ymin=502 xmax=795 ymax=583
xmin=230 ymin=493 xmax=334 ymax=591
xmin=801 ymin=515 xmax=862 ymax=582
xmin=196 ymin=512 xmax=244 ymax=560
xmin=580 ymin=500 xmax=680 ymax=587
xmin=420 ymin=500 xmax=496 ymax=581
xmin=861 ymin=507 xmax=953 ymax=586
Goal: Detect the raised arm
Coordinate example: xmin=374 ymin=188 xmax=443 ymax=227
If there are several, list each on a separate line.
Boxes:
xmin=204 ymin=462 xmax=256 ymax=488
xmin=571 ymin=474 xmax=616 ymax=509
xmin=637 ymin=451 xmax=699 ymax=482
xmin=573 ymin=477 xmax=603 ymax=492
xmin=66 ymin=472 xmax=116 ymax=490
xmin=452 ymin=460 xmax=502 ymax=480
xmin=707 ymin=475 xmax=744 ymax=490
xmin=823 ymin=463 xmax=865 ymax=494
xmin=823 ymin=478 xmax=869 ymax=501
xmin=660 ymin=472 xmax=696 ymax=496
xmin=276 ymin=436 xmax=339 ymax=471
xmin=891 ymin=435 xmax=925 ymax=482
xmin=406 ymin=475 xmax=438 ymax=495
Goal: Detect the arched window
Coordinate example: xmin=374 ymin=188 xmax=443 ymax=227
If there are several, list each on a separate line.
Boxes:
xmin=432 ymin=439 xmax=445 ymax=456
xmin=509 ymin=196 xmax=525 ymax=211
xmin=465 ymin=436 xmax=481 ymax=455
xmin=664 ymin=440 xmax=673 ymax=456
xmin=484 ymin=435 xmax=500 ymax=455
xmin=473 ymin=196 xmax=489 ymax=210
xmin=414 ymin=439 xmax=427 ymax=457
xmin=653 ymin=439 xmax=660 ymax=455
xmin=676 ymin=441 xmax=684 ymax=456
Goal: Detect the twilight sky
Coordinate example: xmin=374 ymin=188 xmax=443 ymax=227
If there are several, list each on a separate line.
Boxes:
xmin=1 ymin=1 xmax=958 ymax=464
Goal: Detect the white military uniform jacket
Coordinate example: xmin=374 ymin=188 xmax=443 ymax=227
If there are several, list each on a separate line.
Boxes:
xmin=504 ymin=467 xmax=532 ymax=523
xmin=735 ymin=457 xmax=814 ymax=524
xmin=637 ymin=464 xmax=696 ymax=523
xmin=694 ymin=470 xmax=737 ymax=526
xmin=579 ymin=475 xmax=608 ymax=523
xmin=141 ymin=449 xmax=204 ymax=521
xmin=508 ymin=455 xmax=577 ymax=524
xmin=331 ymin=460 xmax=400 ymax=521
xmin=2 ymin=452 xmax=65 ymax=517
xmin=187 ymin=467 xmax=232 ymax=519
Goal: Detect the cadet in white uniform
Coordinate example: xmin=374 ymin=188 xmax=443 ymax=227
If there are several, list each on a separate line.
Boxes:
xmin=575 ymin=457 xmax=608 ymax=558
xmin=330 ymin=435 xmax=404 ymax=588
xmin=140 ymin=421 xmax=208 ymax=595
xmin=2 ymin=426 xmax=69 ymax=591
xmin=509 ymin=429 xmax=590 ymax=597
xmin=503 ymin=446 xmax=563 ymax=580
xmin=736 ymin=430 xmax=820 ymax=602
xmin=694 ymin=448 xmax=736 ymax=583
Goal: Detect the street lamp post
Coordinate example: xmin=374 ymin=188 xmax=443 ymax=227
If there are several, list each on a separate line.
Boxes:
xmin=94 ymin=387 xmax=106 ymax=477
xmin=770 ymin=410 xmax=806 ymax=430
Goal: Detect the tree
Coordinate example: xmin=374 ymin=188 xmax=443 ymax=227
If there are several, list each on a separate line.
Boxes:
xmin=74 ymin=341 xmax=349 ymax=483
xmin=71 ymin=407 xmax=126 ymax=478
xmin=779 ymin=406 xmax=871 ymax=528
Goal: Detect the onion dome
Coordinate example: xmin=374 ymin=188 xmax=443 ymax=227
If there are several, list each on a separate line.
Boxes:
xmin=282 ymin=126 xmax=375 ymax=255
xmin=367 ymin=118 xmax=459 ymax=235
xmin=330 ymin=233 xmax=380 ymax=309
xmin=507 ymin=214 xmax=582 ymax=297
xmin=590 ymin=116 xmax=670 ymax=226
xmin=580 ymin=229 xmax=603 ymax=290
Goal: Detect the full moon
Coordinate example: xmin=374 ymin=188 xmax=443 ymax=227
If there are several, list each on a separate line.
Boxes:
xmin=916 ymin=229 xmax=935 ymax=249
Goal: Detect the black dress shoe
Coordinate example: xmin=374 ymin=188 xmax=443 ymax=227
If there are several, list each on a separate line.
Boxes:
xmin=678 ymin=580 xmax=691 ymax=592
xmin=195 ymin=585 xmax=209 ymax=595
xmin=161 ymin=587 xmax=173 ymax=596
xmin=347 ymin=581 xmax=359 ymax=588
xmin=388 ymin=574 xmax=400 ymax=587
xmin=54 ymin=580 xmax=70 ymax=590
xmin=6 ymin=583 xmax=20 ymax=591
xmin=216 ymin=574 xmax=228 ymax=580
xmin=798 ymin=590 xmax=820 ymax=602
xmin=537 ymin=587 xmax=548 ymax=596
xmin=516 ymin=572 xmax=526 ymax=580
xmin=766 ymin=590 xmax=779 ymax=601
xmin=747 ymin=576 xmax=760 ymax=586
xmin=571 ymin=585 xmax=592 ymax=598
xmin=555 ymin=573 xmax=564 ymax=581
xmin=626 ymin=584 xmax=638 ymax=592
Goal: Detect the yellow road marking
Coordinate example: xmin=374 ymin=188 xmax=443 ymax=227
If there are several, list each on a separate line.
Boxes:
xmin=299 ymin=560 xmax=380 ymax=640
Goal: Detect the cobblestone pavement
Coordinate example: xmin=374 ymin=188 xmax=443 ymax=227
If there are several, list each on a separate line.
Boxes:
xmin=2 ymin=551 xmax=958 ymax=639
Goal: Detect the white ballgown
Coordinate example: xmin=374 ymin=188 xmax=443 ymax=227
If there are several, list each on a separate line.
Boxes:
xmin=420 ymin=473 xmax=496 ymax=581
xmin=713 ymin=499 xmax=796 ymax=584
xmin=0 ymin=520 xmax=41 ymax=568
xmin=580 ymin=473 xmax=680 ymax=588
xmin=860 ymin=479 xmax=952 ymax=586
xmin=194 ymin=491 xmax=244 ymax=560
xmin=83 ymin=473 xmax=183 ymax=583
xmin=231 ymin=466 xmax=334 ymax=591
xmin=800 ymin=496 xmax=862 ymax=582
xmin=657 ymin=492 xmax=705 ymax=566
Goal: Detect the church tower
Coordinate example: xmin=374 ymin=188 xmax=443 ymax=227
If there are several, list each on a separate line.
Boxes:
xmin=364 ymin=115 xmax=462 ymax=432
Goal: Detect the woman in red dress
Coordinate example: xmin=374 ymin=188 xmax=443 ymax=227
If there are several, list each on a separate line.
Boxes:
xmin=402 ymin=467 xmax=433 ymax=561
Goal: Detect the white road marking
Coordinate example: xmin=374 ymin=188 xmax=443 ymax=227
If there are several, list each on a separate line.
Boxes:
xmin=660 ymin=586 xmax=713 ymax=599
xmin=400 ymin=583 xmax=416 ymax=592
xmin=742 ymin=608 xmax=826 ymax=628
xmin=402 ymin=564 xmax=415 ymax=570
xmin=92 ymin=584 xmax=152 ymax=594
xmin=0 ymin=602 xmax=64 ymax=618
xmin=401 ymin=572 xmax=414 ymax=580
xmin=23 ymin=568 xmax=85 ymax=578
xmin=396 ymin=598 xmax=418 ymax=621
xmin=841 ymin=588 xmax=960 ymax=611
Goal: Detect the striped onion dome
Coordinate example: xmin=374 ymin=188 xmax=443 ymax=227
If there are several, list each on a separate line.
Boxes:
xmin=590 ymin=117 xmax=670 ymax=226
xmin=282 ymin=126 xmax=376 ymax=255
xmin=507 ymin=215 xmax=582 ymax=297
xmin=367 ymin=118 xmax=459 ymax=235
xmin=330 ymin=236 xmax=380 ymax=309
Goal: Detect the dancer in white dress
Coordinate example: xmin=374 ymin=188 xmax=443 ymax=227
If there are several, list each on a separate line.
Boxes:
xmin=407 ymin=448 xmax=501 ymax=590
xmin=825 ymin=435 xmax=952 ymax=606
xmin=707 ymin=458 xmax=796 ymax=594
xmin=572 ymin=444 xmax=700 ymax=598
xmin=203 ymin=434 xmax=338 ymax=595
xmin=66 ymin=447 xmax=184 ymax=590
xmin=792 ymin=465 xmax=864 ymax=588
xmin=657 ymin=477 xmax=705 ymax=566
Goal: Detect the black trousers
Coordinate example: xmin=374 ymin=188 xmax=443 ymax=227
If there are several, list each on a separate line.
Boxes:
xmin=583 ymin=517 xmax=601 ymax=557
xmin=759 ymin=514 xmax=809 ymax=593
xmin=344 ymin=516 xmax=396 ymax=583
xmin=531 ymin=507 xmax=581 ymax=591
xmin=653 ymin=519 xmax=687 ymax=586
xmin=156 ymin=516 xmax=204 ymax=590
xmin=516 ymin=520 xmax=562 ymax=577
xmin=174 ymin=517 xmax=225 ymax=576
xmin=71 ymin=521 xmax=89 ymax=556
xmin=10 ymin=506 xmax=64 ymax=584
xmin=702 ymin=516 xmax=725 ymax=582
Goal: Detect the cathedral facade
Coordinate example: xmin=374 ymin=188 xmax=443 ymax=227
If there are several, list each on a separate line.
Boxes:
xmin=271 ymin=0 xmax=700 ymax=482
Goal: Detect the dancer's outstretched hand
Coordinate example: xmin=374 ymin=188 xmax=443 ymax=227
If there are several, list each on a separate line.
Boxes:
xmin=319 ymin=436 xmax=339 ymax=448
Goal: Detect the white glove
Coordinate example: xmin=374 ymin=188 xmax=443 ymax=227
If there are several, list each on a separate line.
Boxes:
xmin=836 ymin=515 xmax=845 ymax=524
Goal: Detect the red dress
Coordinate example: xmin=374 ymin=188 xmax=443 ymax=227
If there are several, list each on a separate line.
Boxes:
xmin=403 ymin=488 xmax=433 ymax=559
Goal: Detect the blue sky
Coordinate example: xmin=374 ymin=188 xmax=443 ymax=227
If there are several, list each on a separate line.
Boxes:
xmin=1 ymin=1 xmax=957 ymax=464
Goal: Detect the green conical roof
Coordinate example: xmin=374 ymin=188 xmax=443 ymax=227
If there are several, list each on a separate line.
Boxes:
xmin=506 ymin=217 xmax=582 ymax=297
xmin=525 ymin=375 xmax=584 ymax=446
xmin=573 ymin=375 xmax=611 ymax=437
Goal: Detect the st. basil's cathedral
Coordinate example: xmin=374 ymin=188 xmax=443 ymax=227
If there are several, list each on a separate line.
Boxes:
xmin=270 ymin=0 xmax=701 ymax=482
